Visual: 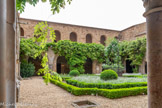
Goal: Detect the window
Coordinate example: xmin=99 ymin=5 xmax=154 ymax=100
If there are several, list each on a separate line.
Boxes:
xmin=86 ymin=34 xmax=92 ymax=43
xmin=70 ymin=32 xmax=77 ymax=42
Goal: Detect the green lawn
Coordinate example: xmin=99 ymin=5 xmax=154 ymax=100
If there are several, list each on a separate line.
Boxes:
xmin=71 ymin=74 xmax=147 ymax=84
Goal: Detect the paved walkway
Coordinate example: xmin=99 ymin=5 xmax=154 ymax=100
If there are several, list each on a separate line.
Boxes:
xmin=17 ymin=77 xmax=147 ymax=108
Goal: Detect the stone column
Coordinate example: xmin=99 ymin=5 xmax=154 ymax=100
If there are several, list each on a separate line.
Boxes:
xmin=47 ymin=48 xmax=55 ymax=70
xmin=6 ymin=0 xmax=16 ymax=107
xmin=0 ymin=0 xmax=16 ymax=107
xmin=0 ymin=0 xmax=7 ymax=106
xmin=143 ymin=0 xmax=162 ymax=108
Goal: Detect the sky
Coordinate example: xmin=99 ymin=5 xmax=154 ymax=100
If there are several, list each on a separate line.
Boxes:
xmin=20 ymin=0 xmax=145 ymax=31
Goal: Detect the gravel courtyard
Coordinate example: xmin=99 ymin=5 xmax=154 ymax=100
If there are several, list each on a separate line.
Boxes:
xmin=17 ymin=77 xmax=148 ymax=108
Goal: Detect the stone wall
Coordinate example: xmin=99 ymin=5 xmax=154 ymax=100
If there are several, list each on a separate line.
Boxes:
xmin=19 ymin=18 xmax=120 ymax=45
xmin=19 ymin=18 xmax=147 ymax=74
xmin=119 ymin=22 xmax=146 ymax=41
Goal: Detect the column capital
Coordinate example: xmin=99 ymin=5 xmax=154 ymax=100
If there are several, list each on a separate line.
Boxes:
xmin=143 ymin=0 xmax=162 ymax=17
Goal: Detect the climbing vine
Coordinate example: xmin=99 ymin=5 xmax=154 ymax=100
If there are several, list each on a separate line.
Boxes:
xmin=20 ymin=22 xmax=62 ymax=84
xmin=46 ymin=40 xmax=105 ymax=73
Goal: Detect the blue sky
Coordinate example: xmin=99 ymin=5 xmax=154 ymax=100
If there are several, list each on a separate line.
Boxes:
xmin=20 ymin=0 xmax=145 ymax=30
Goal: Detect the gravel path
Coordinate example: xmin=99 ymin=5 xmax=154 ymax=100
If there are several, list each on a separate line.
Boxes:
xmin=17 ymin=77 xmax=148 ymax=108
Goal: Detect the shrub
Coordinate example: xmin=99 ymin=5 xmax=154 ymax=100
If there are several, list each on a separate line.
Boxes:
xmin=69 ymin=70 xmax=80 ymax=76
xmin=20 ymin=61 xmax=35 ymax=78
xmin=100 ymin=69 xmax=118 ymax=80
xmin=65 ymin=79 xmax=147 ymax=89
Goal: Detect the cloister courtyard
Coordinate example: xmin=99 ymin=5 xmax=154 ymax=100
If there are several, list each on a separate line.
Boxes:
xmin=2 ymin=0 xmax=162 ymax=108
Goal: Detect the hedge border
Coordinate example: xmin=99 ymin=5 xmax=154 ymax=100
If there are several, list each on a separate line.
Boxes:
xmin=65 ymin=79 xmax=147 ymax=89
xmin=50 ymin=79 xmax=147 ymax=99
xmin=122 ymin=74 xmax=147 ymax=78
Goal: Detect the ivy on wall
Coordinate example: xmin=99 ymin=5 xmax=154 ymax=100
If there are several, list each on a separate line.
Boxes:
xmin=46 ymin=40 xmax=105 ymax=73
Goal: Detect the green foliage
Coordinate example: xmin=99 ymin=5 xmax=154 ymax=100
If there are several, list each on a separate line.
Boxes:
xmin=122 ymin=74 xmax=147 ymax=78
xmin=33 ymin=21 xmax=56 ymax=48
xmin=16 ymin=0 xmax=72 ymax=14
xmin=66 ymin=79 xmax=147 ymax=89
xmin=46 ymin=40 xmax=105 ymax=73
xmin=20 ymin=61 xmax=35 ymax=78
xmin=105 ymin=37 xmax=146 ymax=73
xmin=50 ymin=79 xmax=147 ymax=99
xmin=69 ymin=70 xmax=80 ymax=76
xmin=104 ymin=39 xmax=123 ymax=70
xmin=102 ymin=64 xmax=124 ymax=73
xmin=100 ymin=69 xmax=118 ymax=80
xmin=20 ymin=22 xmax=63 ymax=84
xmin=20 ymin=38 xmax=42 ymax=59
xmin=120 ymin=37 xmax=146 ymax=73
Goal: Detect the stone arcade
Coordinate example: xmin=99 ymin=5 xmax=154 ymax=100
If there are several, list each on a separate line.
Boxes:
xmin=19 ymin=18 xmax=147 ymax=74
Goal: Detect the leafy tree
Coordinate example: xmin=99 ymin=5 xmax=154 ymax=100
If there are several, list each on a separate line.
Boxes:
xmin=104 ymin=38 xmax=123 ymax=68
xmin=16 ymin=0 xmax=72 ymax=14
xmin=104 ymin=37 xmax=146 ymax=73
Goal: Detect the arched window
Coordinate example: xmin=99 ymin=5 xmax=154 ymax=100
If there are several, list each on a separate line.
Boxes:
xmin=20 ymin=27 xmax=24 ymax=36
xmin=100 ymin=35 xmax=106 ymax=46
xmin=70 ymin=32 xmax=77 ymax=42
xmin=86 ymin=34 xmax=92 ymax=43
xmin=55 ymin=30 xmax=61 ymax=42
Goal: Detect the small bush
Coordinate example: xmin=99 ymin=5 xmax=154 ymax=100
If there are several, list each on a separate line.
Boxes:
xmin=100 ymin=69 xmax=118 ymax=80
xmin=69 ymin=70 xmax=80 ymax=76
xmin=20 ymin=61 xmax=35 ymax=78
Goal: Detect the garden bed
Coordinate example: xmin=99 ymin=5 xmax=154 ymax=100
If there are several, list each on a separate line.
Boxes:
xmin=71 ymin=75 xmax=147 ymax=84
xmin=50 ymin=78 xmax=147 ymax=99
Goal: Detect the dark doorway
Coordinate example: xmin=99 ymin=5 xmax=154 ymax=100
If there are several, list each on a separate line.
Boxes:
xmin=126 ymin=60 xmax=134 ymax=73
xmin=28 ymin=57 xmax=42 ymax=75
xmin=145 ymin=62 xmax=147 ymax=74
xmin=84 ymin=58 xmax=92 ymax=74
xmin=57 ymin=63 xmax=61 ymax=74
xmin=57 ymin=56 xmax=70 ymax=74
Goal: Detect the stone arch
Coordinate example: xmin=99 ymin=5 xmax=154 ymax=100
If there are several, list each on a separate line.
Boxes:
xmin=86 ymin=34 xmax=92 ymax=43
xmin=57 ymin=56 xmax=70 ymax=74
xmin=20 ymin=27 xmax=24 ymax=36
xmin=55 ymin=30 xmax=61 ymax=42
xmin=100 ymin=35 xmax=106 ymax=46
xmin=70 ymin=32 xmax=77 ymax=42
xmin=84 ymin=58 xmax=93 ymax=74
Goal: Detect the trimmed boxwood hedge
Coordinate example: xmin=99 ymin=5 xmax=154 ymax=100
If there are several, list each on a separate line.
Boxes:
xmin=50 ymin=79 xmax=147 ymax=99
xmin=122 ymin=74 xmax=147 ymax=78
xmin=65 ymin=79 xmax=147 ymax=89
